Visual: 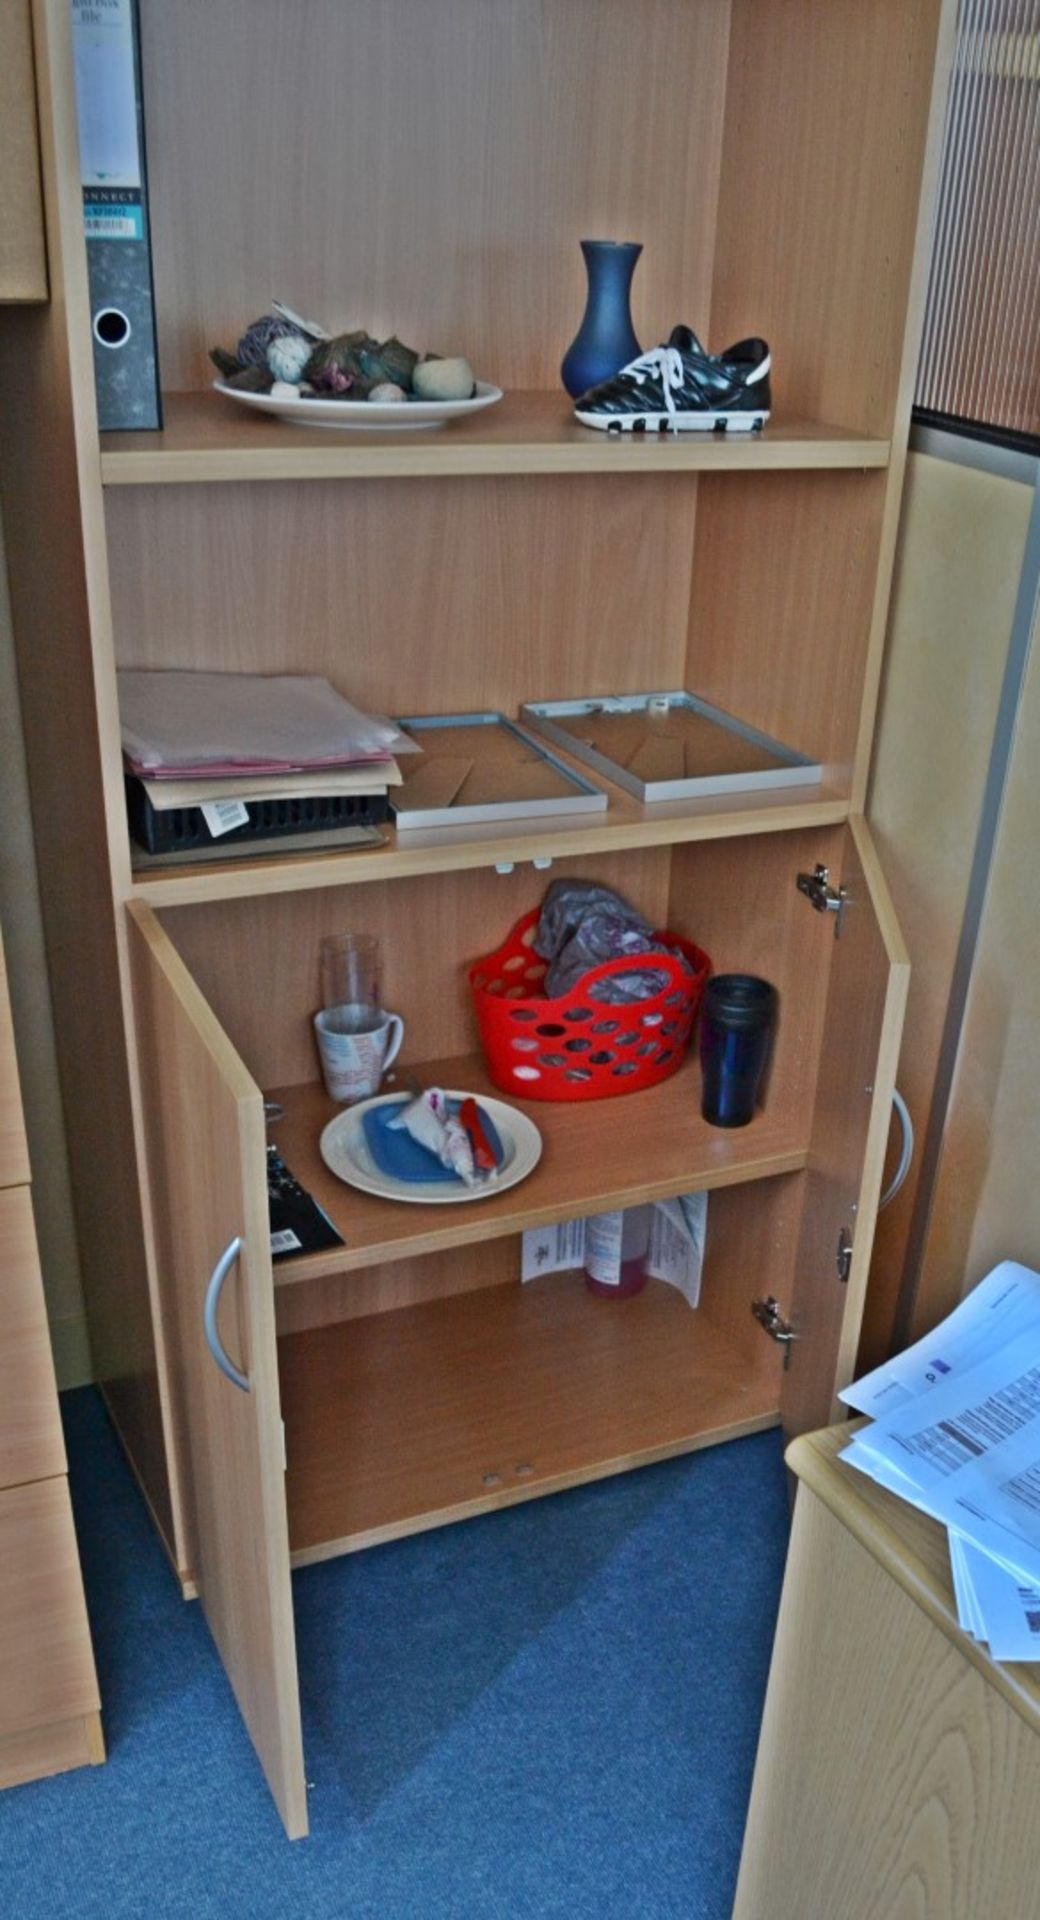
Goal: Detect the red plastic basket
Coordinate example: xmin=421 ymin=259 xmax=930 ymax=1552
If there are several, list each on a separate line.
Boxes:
xmin=468 ymin=909 xmax=711 ymax=1101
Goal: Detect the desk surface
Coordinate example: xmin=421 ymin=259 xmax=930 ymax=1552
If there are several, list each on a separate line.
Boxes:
xmin=788 ymin=1424 xmax=1040 ymax=1736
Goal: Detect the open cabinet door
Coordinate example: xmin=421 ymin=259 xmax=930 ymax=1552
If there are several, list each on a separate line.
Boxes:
xmin=127 ymin=903 xmax=308 ymax=1839
xmin=780 ymin=818 xmax=910 ymax=1439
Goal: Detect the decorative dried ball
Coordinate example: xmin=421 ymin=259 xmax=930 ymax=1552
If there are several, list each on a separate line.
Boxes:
xmin=266 ymin=333 xmax=311 ymax=384
xmin=270 ymin=380 xmax=301 ymax=400
xmin=368 ymin=382 xmax=407 ymax=403
xmin=412 ymin=356 xmax=476 ymax=401
xmin=236 ymin=313 xmax=298 ymax=368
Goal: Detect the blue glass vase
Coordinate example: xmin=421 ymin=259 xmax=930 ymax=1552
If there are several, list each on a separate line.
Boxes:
xmin=561 ymin=240 xmax=643 ymax=400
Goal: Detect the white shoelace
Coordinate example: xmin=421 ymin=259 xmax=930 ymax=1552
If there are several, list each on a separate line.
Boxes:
xmin=625 ymin=345 xmax=685 ymax=414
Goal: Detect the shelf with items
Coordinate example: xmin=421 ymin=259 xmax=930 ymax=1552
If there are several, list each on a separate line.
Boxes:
xmin=104 ymin=454 xmax=883 ymax=903
xmin=128 ymin=781 xmax=850 ymax=908
xmin=99 ymin=391 xmax=892 ymax=486
xmin=263 ymin=1054 xmax=810 ymax=1288
xmin=279 ymin=1267 xmax=784 ymax=1565
xmin=151 ymin=825 xmax=842 ymax=1212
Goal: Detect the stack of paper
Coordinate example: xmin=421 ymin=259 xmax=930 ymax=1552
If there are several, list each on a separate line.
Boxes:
xmin=119 ymin=670 xmax=416 ymax=841
xmin=841 ymin=1261 xmax=1040 ymax=1662
xmin=120 ymin=669 xmax=410 ymax=781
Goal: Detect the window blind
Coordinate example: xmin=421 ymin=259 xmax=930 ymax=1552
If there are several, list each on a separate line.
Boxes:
xmin=916 ymin=0 xmax=1040 ymax=436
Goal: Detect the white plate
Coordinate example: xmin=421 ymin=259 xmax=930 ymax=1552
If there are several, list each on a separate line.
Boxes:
xmin=213 ymin=379 xmax=504 ymax=431
xmin=319 ymin=1090 xmax=542 ymax=1204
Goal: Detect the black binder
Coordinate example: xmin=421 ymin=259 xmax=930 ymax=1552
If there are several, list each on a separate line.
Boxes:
xmin=71 ymin=0 xmax=162 ymax=430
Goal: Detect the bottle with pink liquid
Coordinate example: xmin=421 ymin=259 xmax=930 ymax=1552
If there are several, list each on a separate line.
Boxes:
xmin=584 ymin=1206 xmax=650 ymax=1299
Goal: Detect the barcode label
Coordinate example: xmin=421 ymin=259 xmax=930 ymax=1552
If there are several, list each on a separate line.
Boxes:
xmin=83 ymin=202 xmax=144 ymax=241
xmin=201 ymin=799 xmax=250 ymax=838
xmin=85 ymin=214 xmax=139 ymax=238
xmin=270 ymin=1229 xmax=302 ymax=1254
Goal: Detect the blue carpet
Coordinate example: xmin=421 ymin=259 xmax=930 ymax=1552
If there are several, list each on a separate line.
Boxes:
xmin=1 ymin=1389 xmax=790 ymax=1919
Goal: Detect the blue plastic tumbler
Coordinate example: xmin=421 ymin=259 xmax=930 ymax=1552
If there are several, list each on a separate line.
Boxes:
xmin=698 ymin=975 xmax=776 ymax=1129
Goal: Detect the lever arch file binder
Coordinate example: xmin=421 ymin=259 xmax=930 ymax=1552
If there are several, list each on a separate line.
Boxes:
xmin=71 ymin=0 xmax=161 ymax=430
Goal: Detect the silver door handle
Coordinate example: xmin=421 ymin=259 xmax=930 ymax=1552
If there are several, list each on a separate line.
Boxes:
xmin=203 ymin=1235 xmax=251 ymax=1392
xmin=879 ymin=1088 xmax=915 ymax=1210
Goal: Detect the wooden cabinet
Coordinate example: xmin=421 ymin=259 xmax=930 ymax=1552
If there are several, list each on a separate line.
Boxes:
xmin=0 ymin=0 xmax=47 ymax=303
xmin=0 ymin=927 xmax=101 ymax=1789
xmin=733 ymin=1425 xmax=1040 ymax=1920
xmin=0 ymin=0 xmax=954 ymax=1836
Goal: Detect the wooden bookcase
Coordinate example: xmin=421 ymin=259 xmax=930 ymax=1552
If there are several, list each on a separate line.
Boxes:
xmin=0 ymin=0 xmax=954 ymax=1837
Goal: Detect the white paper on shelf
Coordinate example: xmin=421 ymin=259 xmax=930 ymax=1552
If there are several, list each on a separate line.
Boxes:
xmin=847 ymin=1329 xmax=1040 ymax=1589
xmin=842 ymin=1436 xmax=937 ymax=1510
xmin=140 ymin=761 xmax=402 ymax=810
xmin=118 ymin=670 xmax=417 ymax=772
xmin=844 ymin=1442 xmax=986 ymax=1639
xmin=521 ymin=1218 xmax=587 ymax=1282
xmin=645 ymin=1192 xmax=706 ymax=1309
xmin=845 ymin=1429 xmax=1040 ymax=1651
xmin=840 ymin=1261 xmax=1040 ymax=1657
xmin=948 ymin=1531 xmax=985 ymax=1638
xmin=520 ymin=1192 xmax=706 ymax=1305
xmin=957 ymin=1537 xmax=1040 ymax=1661
xmin=840 ymin=1261 xmax=1040 ymax=1416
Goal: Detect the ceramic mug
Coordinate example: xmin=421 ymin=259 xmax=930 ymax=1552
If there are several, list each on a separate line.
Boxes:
xmin=314 ymin=1004 xmax=404 ymax=1103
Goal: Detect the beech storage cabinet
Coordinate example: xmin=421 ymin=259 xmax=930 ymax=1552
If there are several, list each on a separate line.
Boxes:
xmin=1 ymin=0 xmax=954 ymax=1837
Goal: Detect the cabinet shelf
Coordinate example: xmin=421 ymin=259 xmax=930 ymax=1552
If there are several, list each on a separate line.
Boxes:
xmin=130 ymin=782 xmax=849 ymax=907
xmin=100 ymin=391 xmax=891 ymax=487
xmin=267 ymin=1054 xmax=808 ymax=1288
xmin=280 ymin=1272 xmax=782 ymax=1564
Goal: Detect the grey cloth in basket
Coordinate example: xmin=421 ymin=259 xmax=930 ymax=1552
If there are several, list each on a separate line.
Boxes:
xmin=532 ymin=880 xmax=689 ymax=1003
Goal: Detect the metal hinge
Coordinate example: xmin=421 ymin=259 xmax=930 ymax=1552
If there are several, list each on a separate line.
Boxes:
xmin=752 ymin=1295 xmax=797 ymax=1368
xmin=797 ymin=862 xmax=847 ymax=937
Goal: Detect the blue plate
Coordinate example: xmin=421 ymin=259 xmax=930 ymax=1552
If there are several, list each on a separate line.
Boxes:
xmin=362 ymin=1096 xmax=506 ymax=1185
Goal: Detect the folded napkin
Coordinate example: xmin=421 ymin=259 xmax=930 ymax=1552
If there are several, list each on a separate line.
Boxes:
xmin=387 ymin=1089 xmax=496 ymax=1188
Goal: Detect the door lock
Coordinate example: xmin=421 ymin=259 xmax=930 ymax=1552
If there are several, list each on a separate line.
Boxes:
xmin=836 ymin=1227 xmax=853 ymax=1285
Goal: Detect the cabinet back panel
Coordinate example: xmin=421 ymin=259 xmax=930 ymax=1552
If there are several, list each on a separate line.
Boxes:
xmin=105 ymin=474 xmax=698 ymax=714
xmin=274 ymin=1178 xmax=800 ymax=1396
xmin=159 ymin=849 xmax=674 ymax=1090
xmin=275 ymin=1243 xmax=521 ymax=1336
xmin=686 ymin=473 xmax=887 ymax=780
xmin=713 ymin=0 xmax=945 ymax=437
xmin=695 ymin=1174 xmax=804 ymax=1374
xmin=138 ymin=0 xmax=729 ymax=393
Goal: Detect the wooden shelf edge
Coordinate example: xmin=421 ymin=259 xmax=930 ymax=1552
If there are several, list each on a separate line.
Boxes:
xmin=276 ymin=1143 xmax=809 ymax=1286
xmin=288 ymin=1409 xmax=782 ymax=1566
xmin=100 ymin=391 xmax=891 ymax=486
xmin=267 ymin=1060 xmax=809 ymax=1286
xmin=129 ymin=790 xmax=851 ymax=908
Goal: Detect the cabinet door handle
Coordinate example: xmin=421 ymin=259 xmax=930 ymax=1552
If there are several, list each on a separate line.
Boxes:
xmin=879 ymin=1088 xmax=915 ymax=1210
xmin=203 ymin=1235 xmax=251 ymax=1392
